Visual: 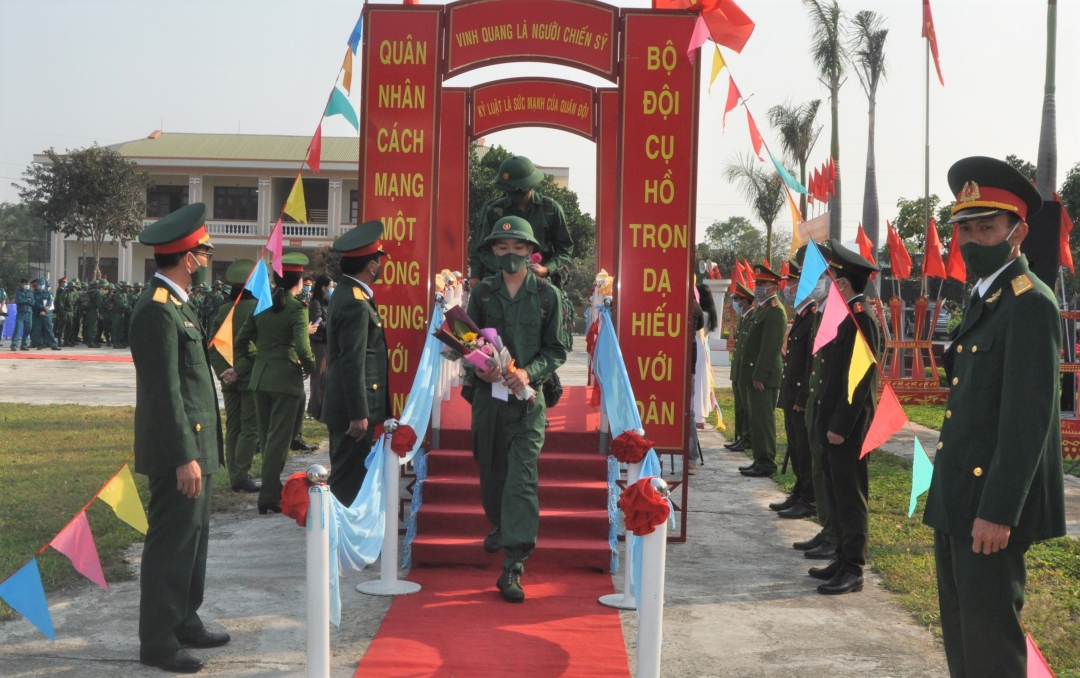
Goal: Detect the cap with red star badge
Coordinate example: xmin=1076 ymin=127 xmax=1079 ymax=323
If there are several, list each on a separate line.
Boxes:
xmin=334 ymin=219 xmax=387 ymax=258
xmin=139 ymin=203 xmax=213 ymax=253
xmin=947 ymin=156 xmax=1043 ymax=224
xmin=753 ymin=263 xmax=782 ymax=284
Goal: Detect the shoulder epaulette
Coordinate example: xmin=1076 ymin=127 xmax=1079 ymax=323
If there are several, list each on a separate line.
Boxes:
xmin=1011 ymin=274 xmax=1034 ymax=297
xmin=352 ymin=286 xmax=369 ymax=301
xmin=152 ymin=287 xmax=169 ymax=304
xmin=769 ymin=298 xmax=778 ymax=308
xmin=852 ymin=301 xmax=865 ymax=313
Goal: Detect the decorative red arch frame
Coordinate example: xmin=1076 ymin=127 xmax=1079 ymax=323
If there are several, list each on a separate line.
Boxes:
xmin=357 ymin=0 xmax=699 ymax=540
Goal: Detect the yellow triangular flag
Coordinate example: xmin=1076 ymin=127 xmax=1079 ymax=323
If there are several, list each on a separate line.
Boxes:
xmin=708 ymin=44 xmax=726 ymax=95
xmin=97 ymin=464 xmax=148 ymax=534
xmin=342 ymin=48 xmax=353 ymax=95
xmin=788 ymin=190 xmax=806 ymax=258
xmin=210 ymin=305 xmax=235 ymax=366
xmin=847 ymin=331 xmax=877 ymax=403
xmin=284 ymin=173 xmax=307 ymax=224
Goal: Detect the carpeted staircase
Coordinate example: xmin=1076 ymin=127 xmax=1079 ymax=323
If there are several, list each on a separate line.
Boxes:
xmin=410 ymin=386 xmax=611 ymax=571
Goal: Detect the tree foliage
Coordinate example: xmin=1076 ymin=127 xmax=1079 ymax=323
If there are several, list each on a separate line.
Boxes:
xmin=723 ymin=153 xmax=787 ymax=262
xmin=850 ymin=9 xmax=888 ymax=249
xmin=767 ymin=99 xmax=822 ymax=220
xmin=0 ymin=202 xmax=49 ymax=293
xmin=695 ymin=216 xmax=789 ymax=275
xmin=1005 ymin=154 xmax=1037 ymax=181
xmin=15 ymin=146 xmax=152 ymax=280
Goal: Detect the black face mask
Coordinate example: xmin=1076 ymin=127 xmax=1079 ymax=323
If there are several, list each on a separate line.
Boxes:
xmin=507 ymin=189 xmax=529 ymax=204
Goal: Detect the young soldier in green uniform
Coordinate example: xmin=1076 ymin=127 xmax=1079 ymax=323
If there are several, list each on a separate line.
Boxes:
xmin=467 ymin=216 xmax=569 ymax=603
xmin=84 ymin=280 xmax=102 ymax=347
xmin=321 ymin=221 xmax=391 ymax=507
xmin=111 ymin=282 xmax=131 ymax=349
xmin=468 ymin=156 xmax=575 ymax=287
xmin=726 ymin=283 xmax=756 ymax=452
xmin=809 ymin=241 xmax=883 ymax=595
xmin=53 ymin=278 xmax=71 ymax=345
xmin=924 ymin=157 xmax=1066 ymax=677
xmin=739 ymin=265 xmax=788 ymax=477
xmin=130 ymin=202 xmax=228 ymax=673
xmin=209 ymin=259 xmax=262 ymax=494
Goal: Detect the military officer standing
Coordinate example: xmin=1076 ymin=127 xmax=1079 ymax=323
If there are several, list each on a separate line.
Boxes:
xmin=809 ymin=242 xmax=883 ymax=595
xmin=923 ymin=157 xmax=1066 ymax=677
xmin=320 ymin=221 xmax=391 ymax=507
xmin=53 ymin=278 xmax=71 ymax=344
xmin=112 ymin=282 xmax=131 ymax=349
xmin=725 ymin=283 xmax=756 ymax=452
xmin=84 ymin=280 xmax=102 ymax=348
xmin=130 ymin=203 xmax=228 ymax=673
xmin=738 ymin=265 xmax=787 ymax=478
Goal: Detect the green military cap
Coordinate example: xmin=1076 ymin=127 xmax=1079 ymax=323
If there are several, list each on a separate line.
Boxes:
xmin=226 ymin=259 xmax=256 ymax=286
xmin=212 ymin=279 xmax=222 ymax=286
xmin=785 ymin=260 xmax=801 ymax=280
xmin=733 ymin=283 xmax=756 ymax=301
xmin=280 ymin=252 xmax=309 ymax=272
xmin=494 ymin=156 xmax=545 ymax=191
xmin=138 ymin=202 xmax=213 ymax=252
xmin=752 ymin=263 xmax=782 ymax=284
xmin=484 ymin=215 xmax=541 ymax=248
xmin=200 ymin=283 xmax=211 ymax=291
xmin=828 ymin=239 xmax=880 ymax=280
xmin=334 ymin=219 xmax=386 ymax=257
xmin=947 ymin=156 xmax=1043 ymax=224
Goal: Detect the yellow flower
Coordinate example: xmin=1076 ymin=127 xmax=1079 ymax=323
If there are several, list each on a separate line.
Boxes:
xmin=461 ymin=332 xmax=478 ymax=344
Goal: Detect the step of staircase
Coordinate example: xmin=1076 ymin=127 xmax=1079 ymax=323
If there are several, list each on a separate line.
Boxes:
xmin=410 ymin=535 xmax=611 ymax=571
xmin=416 ymin=503 xmax=609 ymax=540
xmin=423 ymin=475 xmax=609 ymax=508
xmin=426 ymin=448 xmax=608 ymax=480
xmin=436 ymin=428 xmax=600 ymax=452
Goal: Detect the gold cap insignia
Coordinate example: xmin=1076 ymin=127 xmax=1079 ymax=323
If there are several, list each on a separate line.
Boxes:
xmin=502 ymin=223 xmax=511 ymax=230
xmin=502 ymin=173 xmax=510 ymax=180
xmin=958 ymin=181 xmax=981 ymax=204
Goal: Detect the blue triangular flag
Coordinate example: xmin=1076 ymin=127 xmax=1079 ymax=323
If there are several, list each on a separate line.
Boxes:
xmin=347 ymin=15 xmax=363 ymax=55
xmin=249 ymin=260 xmax=273 ymax=315
xmin=324 ymin=88 xmax=359 ymax=131
xmin=908 ymin=438 xmax=934 ymax=517
xmin=768 ymin=150 xmax=808 ymax=195
xmin=794 ymin=238 xmax=829 ymax=306
xmin=0 ymin=559 xmax=55 ymax=640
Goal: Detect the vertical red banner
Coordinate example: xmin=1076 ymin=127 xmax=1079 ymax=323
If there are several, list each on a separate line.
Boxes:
xmin=596 ymin=88 xmax=620 ymax=276
xmin=615 ymin=12 xmax=699 ymax=450
xmin=436 ymin=88 xmax=469 ymax=275
xmin=359 ymin=6 xmax=443 ymax=417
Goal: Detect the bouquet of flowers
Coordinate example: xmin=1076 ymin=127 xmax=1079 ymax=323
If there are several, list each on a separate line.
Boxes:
xmin=433 ymin=305 xmax=536 ymax=402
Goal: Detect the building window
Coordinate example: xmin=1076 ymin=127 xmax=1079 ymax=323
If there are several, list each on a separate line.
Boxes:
xmin=350 ymin=190 xmax=358 ymax=224
xmin=214 ymin=186 xmax=259 ymax=221
xmin=146 ymin=185 xmax=189 ymax=217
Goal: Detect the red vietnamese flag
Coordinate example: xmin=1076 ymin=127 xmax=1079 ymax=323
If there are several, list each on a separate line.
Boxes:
xmin=856 ymin=224 xmax=876 ymax=264
xmin=700 ymin=0 xmax=756 ymax=55
xmin=723 ymin=77 xmax=741 ymax=130
xmin=779 ymin=260 xmax=790 ymax=291
xmin=742 ymin=259 xmax=756 ymax=290
xmin=826 ymin=157 xmax=836 ymax=199
xmin=811 ymin=168 xmax=821 ymax=202
xmin=887 ymin=221 xmax=913 ymax=280
xmin=1056 ymin=192 xmax=1075 ymax=274
xmin=922 ymin=0 xmax=945 ymax=86
xmin=945 ymin=223 xmax=967 ymax=282
xmin=923 ymin=218 xmax=947 ymax=279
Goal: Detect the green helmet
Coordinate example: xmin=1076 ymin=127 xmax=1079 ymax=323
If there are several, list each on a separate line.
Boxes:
xmin=493 ymin=156 xmax=545 ymax=191
xmin=484 ymin=216 xmax=540 ymax=248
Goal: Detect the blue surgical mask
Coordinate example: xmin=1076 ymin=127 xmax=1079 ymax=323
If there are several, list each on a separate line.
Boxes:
xmin=304 ymin=285 xmax=311 ymax=292
xmin=327 ymin=287 xmax=334 ymax=297
xmin=23 ymin=285 xmax=30 ymax=291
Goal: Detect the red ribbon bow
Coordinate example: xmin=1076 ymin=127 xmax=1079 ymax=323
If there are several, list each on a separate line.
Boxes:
xmin=610 ymin=430 xmax=654 ymax=465
xmin=281 ymin=472 xmax=314 ymax=527
xmin=617 ymin=477 xmax=671 ymax=536
xmin=390 ymin=424 xmax=418 ymax=458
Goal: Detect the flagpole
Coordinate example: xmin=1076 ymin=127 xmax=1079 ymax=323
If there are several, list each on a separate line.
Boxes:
xmin=923 ymin=33 xmax=931 ymax=299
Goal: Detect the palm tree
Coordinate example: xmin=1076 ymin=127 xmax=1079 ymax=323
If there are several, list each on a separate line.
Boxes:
xmin=1035 ymin=0 xmax=1057 ymax=199
xmin=767 ymin=99 xmax=822 ymax=220
xmin=803 ymin=0 xmax=847 ymax=240
xmin=724 ymin=153 xmax=788 ymax=263
xmin=851 ymin=10 xmax=888 ymax=251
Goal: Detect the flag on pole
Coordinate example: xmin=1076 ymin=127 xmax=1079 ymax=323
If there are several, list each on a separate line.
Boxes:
xmin=687 ymin=14 xmax=711 ymax=64
xmin=847 ymin=332 xmax=877 ymax=403
xmin=922 ymin=0 xmax=945 ymax=86
xmin=700 ymin=0 xmax=756 ymax=54
xmin=887 ymin=221 xmax=913 ymax=280
xmin=97 ymin=464 xmax=148 ymax=534
xmin=826 ymin=157 xmax=836 ymax=198
xmin=268 ymin=218 xmax=284 ymax=276
xmin=723 ymin=77 xmax=741 ymax=130
xmin=306 ymin=123 xmax=322 ymax=174
xmin=708 ymin=44 xmax=725 ymax=94
xmin=0 ymin=559 xmax=54 ymax=640
xmin=861 ymin=383 xmax=908 ymax=457
xmin=325 ymin=87 xmax=359 ymax=130
xmin=1056 ymin=192 xmax=1075 ymax=274
xmin=945 ymin=223 xmax=967 ymax=282
xmin=856 ymin=224 xmax=876 ymax=264
xmin=923 ymin=218 xmax=947 ymax=279
xmin=50 ymin=511 xmax=108 ymax=590
xmin=284 ymin=174 xmax=307 ymax=224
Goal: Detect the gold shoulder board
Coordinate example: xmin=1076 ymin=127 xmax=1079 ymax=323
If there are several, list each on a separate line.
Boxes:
xmin=852 ymin=301 xmax=865 ymax=313
xmin=152 ymin=287 xmax=169 ymax=304
xmin=770 ymin=298 xmax=778 ymax=307
xmin=352 ymin=287 xmax=369 ymax=301
xmin=1011 ymin=274 xmax=1034 ymax=297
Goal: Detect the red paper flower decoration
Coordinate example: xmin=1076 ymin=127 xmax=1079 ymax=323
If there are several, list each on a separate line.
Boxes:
xmin=281 ymin=472 xmax=313 ymax=527
xmin=617 ymin=477 xmax=671 ymax=536
xmin=610 ymin=430 xmax=654 ymax=464
xmin=390 ymin=424 xmax=418 ymax=458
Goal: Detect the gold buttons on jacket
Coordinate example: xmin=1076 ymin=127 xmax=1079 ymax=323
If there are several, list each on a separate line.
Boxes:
xmin=373 ymin=383 xmax=379 ymax=390
xmin=937 ymin=442 xmax=943 ymax=450
xmin=972 ymin=345 xmax=978 ymax=353
xmin=946 ymin=410 xmax=952 ymax=418
xmin=196 ymin=423 xmax=202 ymax=432
xmin=749 ymin=362 xmax=754 ymax=366
xmin=973 ymin=467 xmax=983 ymax=477
xmin=952 ymin=377 xmax=958 ymax=386
xmin=957 ymin=345 xmax=963 ymax=353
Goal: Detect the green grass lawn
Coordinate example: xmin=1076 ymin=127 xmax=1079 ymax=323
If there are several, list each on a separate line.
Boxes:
xmin=0 ymin=404 xmax=327 ymax=621
xmin=716 ymin=387 xmax=1080 ymax=677
xmin=901 ymin=403 xmax=947 ymax=431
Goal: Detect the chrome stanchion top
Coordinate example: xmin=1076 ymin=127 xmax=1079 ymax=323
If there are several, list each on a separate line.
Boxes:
xmin=306 ymin=464 xmax=329 ymax=485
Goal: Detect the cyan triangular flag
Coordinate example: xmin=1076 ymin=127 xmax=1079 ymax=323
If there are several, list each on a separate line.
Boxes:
xmin=347 ymin=15 xmax=363 ymax=55
xmin=0 ymin=559 xmax=55 ymax=640
xmin=908 ymin=438 xmax=934 ymax=517
xmin=249 ymin=259 xmax=273 ymax=315
xmin=794 ymin=238 xmax=828 ymax=306
xmin=325 ymin=88 xmax=359 ymax=130
xmin=768 ymin=150 xmax=808 ymax=195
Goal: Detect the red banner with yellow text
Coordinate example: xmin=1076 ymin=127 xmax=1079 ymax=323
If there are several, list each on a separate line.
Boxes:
xmin=472 ymin=78 xmax=596 ymax=141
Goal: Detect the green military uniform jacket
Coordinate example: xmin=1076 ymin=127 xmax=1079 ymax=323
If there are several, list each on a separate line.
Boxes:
xmin=813 ymin=295 xmax=883 ymax=444
xmin=112 ymin=288 xmax=130 ymax=315
xmin=778 ymin=301 xmax=818 ymax=410
xmin=924 ymin=256 xmax=1066 ymax=542
xmin=730 ymin=307 xmax=754 ymax=386
xmin=320 ymin=276 xmax=390 ymax=428
xmin=209 ymin=297 xmax=257 ymax=393
xmin=469 ymin=191 xmax=574 ymax=281
xmin=234 ymin=294 xmax=315 ymax=398
xmin=741 ymin=297 xmax=788 ymax=389
xmin=129 ymin=277 xmax=224 ymax=477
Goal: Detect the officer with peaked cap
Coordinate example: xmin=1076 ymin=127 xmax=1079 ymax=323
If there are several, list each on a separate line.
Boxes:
xmin=469 ymin=156 xmax=575 ymax=287
xmin=129 ymin=203 xmax=228 ymax=673
xmin=923 ymin=157 xmax=1066 ymax=677
xmin=321 ymin=220 xmax=391 ymax=507
xmin=727 ymin=282 xmax=756 ymax=453
xmin=808 ymin=240 xmax=883 ymax=595
xmin=738 ymin=264 xmax=788 ymax=477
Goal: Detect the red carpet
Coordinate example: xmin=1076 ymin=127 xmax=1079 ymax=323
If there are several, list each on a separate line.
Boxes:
xmin=0 ymin=351 xmax=133 ymax=362
xmin=354 ymin=566 xmax=630 ymax=678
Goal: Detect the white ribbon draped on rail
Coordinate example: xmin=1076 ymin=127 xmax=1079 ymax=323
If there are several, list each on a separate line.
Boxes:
xmin=325 ymin=304 xmax=445 ymax=625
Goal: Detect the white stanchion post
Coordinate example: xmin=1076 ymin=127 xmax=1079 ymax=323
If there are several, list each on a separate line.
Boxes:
xmin=599 ymin=460 xmax=642 ymax=610
xmin=357 ymin=421 xmax=422 ymax=597
xmin=305 ymin=465 xmax=331 ymax=678
xmin=636 ymin=478 xmax=670 ymax=678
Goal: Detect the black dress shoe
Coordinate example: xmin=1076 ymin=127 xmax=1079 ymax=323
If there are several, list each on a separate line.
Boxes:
xmin=140 ymin=649 xmax=204 ymax=673
xmin=740 ymin=466 xmax=772 ymax=477
xmin=258 ymin=503 xmax=282 ymax=514
xmin=804 ymin=541 xmax=838 ymax=560
xmin=291 ymin=438 xmax=318 ymax=452
xmin=483 ymin=527 xmax=502 ymax=554
xmin=738 ymin=463 xmax=756 ymax=472
xmin=817 ymin=570 xmax=864 ymax=595
xmin=180 ymin=628 xmax=231 ymax=649
xmin=231 ymin=478 xmax=262 ymax=493
xmin=808 ymin=558 xmax=842 ymax=580
xmin=777 ymin=502 xmax=817 ymax=519
xmin=724 ymin=438 xmax=742 ymax=450
xmin=793 ymin=533 xmax=826 ymax=551
xmin=769 ymin=495 xmax=797 ymax=512
xmin=730 ymin=440 xmax=747 ymax=452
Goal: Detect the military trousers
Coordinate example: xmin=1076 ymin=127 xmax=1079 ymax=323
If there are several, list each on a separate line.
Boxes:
xmin=83 ymin=313 xmax=99 ymax=347
xmin=31 ymin=312 xmax=57 ymax=348
xmin=10 ymin=311 xmax=31 ymax=349
xmin=783 ymin=406 xmax=814 ymax=504
xmin=935 ymin=530 xmax=1030 ymax=678
xmin=253 ymin=391 xmax=301 ymax=506
xmin=139 ymin=473 xmax=211 ymax=662
xmin=292 ymin=391 xmax=307 ymax=442
xmin=111 ymin=313 xmax=127 ymax=348
xmin=54 ymin=312 xmax=70 ymax=345
xmin=821 ymin=440 xmax=869 ymax=575
xmin=745 ymin=385 xmax=778 ymax=474
xmin=471 ymin=386 xmax=545 ymax=572
xmin=808 ymin=436 xmax=837 ymax=544
xmin=327 ymin=426 xmax=374 ymax=508
xmin=223 ymin=388 xmax=259 ymax=486
xmin=732 ymin=382 xmax=748 ymax=445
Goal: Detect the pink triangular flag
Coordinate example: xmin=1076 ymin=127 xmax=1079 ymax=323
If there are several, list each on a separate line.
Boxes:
xmin=268 ymin=218 xmax=284 ymax=276
xmin=686 ymin=13 xmax=711 ymax=64
xmin=812 ymin=279 xmax=846 ymax=354
xmin=860 ymin=383 xmax=908 ymax=458
xmin=49 ymin=511 xmax=107 ymax=590
xmin=746 ymin=109 xmax=765 ymax=160
xmin=1027 ymin=634 xmax=1056 ymax=677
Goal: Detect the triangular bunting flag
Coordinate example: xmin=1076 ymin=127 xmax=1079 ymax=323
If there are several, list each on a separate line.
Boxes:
xmin=0 ymin=559 xmax=55 ymax=640
xmin=284 ymin=174 xmax=307 ymax=224
xmin=795 ymin=238 xmax=828 ymax=307
xmin=325 ymin=87 xmax=359 ymax=130
xmin=700 ymin=0 xmax=756 ymax=54
xmin=306 ymin=123 xmax=322 ymax=174
xmin=788 ymin=190 xmax=806 ymax=257
xmin=746 ymin=109 xmax=764 ymax=160
xmin=347 ymin=15 xmax=363 ymax=55
xmin=908 ymin=437 xmax=934 ymax=517
xmin=210 ymin=305 xmax=235 ymax=366
xmin=723 ymin=77 xmax=740 ymax=130
xmin=50 ymin=511 xmax=108 ymax=590
xmin=769 ymin=151 xmax=808 ymax=195
xmin=97 ymin=464 xmax=148 ymax=534
xmin=342 ymin=49 xmax=354 ymax=96
xmin=249 ymin=260 xmax=273 ymax=315
xmin=861 ymin=382 xmax=907 ymax=457
xmin=708 ymin=44 xmax=725 ymax=94
xmin=686 ymin=13 xmax=710 ymax=64
xmin=812 ymin=280 xmax=846 ymax=353
xmin=1027 ymin=632 xmax=1056 ymax=678
xmin=268 ymin=218 xmax=284 ymax=275
xmin=847 ymin=331 xmax=876 ymax=403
